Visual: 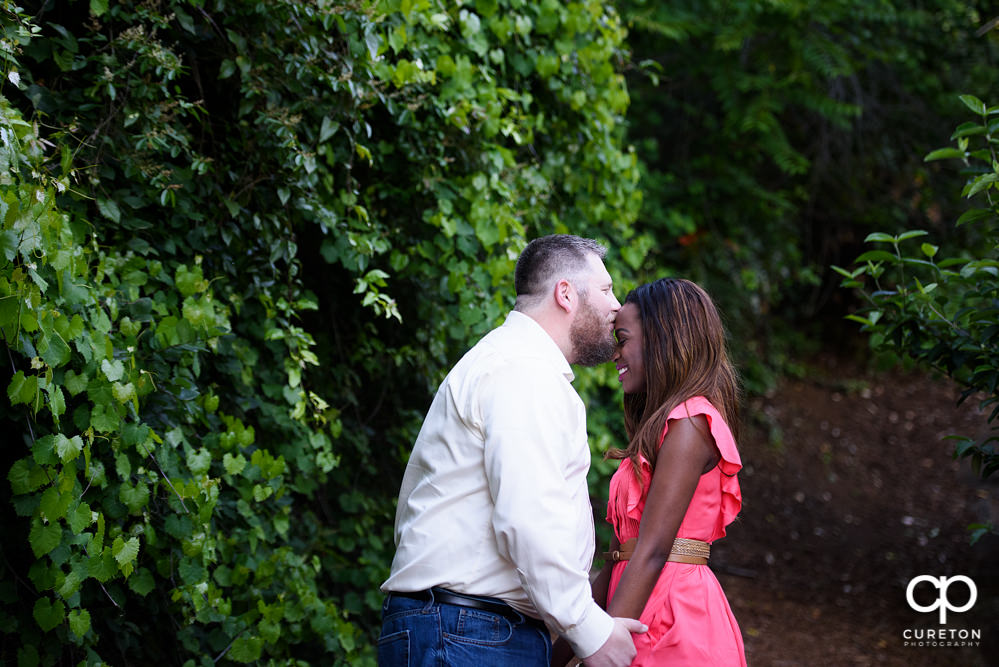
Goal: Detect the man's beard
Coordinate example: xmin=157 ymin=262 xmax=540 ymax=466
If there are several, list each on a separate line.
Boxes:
xmin=570 ymin=297 xmax=616 ymax=367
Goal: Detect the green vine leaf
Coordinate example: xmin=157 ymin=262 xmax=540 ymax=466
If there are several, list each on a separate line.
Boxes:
xmin=54 ymin=433 xmax=83 ymax=463
xmin=67 ymin=502 xmax=93 ymax=533
xmin=228 ymin=636 xmax=264 ymax=662
xmin=100 ymin=359 xmax=124 ymax=382
xmin=68 ymin=608 xmax=91 ymax=639
xmin=119 ymin=481 xmax=150 ymax=514
xmin=128 ymin=567 xmax=155 ymax=596
xmin=112 ymin=536 xmax=140 ymax=574
xmin=28 ymin=518 xmax=62 ymax=558
xmin=7 ymin=370 xmax=37 ymax=406
xmin=7 ymin=458 xmax=40 ymax=495
xmin=32 ymin=596 xmax=65 ymax=632
xmin=39 ymin=485 xmax=71 ymax=522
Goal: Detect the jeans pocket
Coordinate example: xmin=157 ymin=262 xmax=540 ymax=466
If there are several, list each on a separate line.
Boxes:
xmin=449 ymin=609 xmax=513 ymax=646
xmin=377 ymin=628 xmax=410 ymax=667
xmin=443 ymin=609 xmax=548 ymax=666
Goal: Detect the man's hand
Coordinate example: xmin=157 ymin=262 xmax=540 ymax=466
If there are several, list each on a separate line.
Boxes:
xmin=580 ymin=617 xmax=646 ymax=667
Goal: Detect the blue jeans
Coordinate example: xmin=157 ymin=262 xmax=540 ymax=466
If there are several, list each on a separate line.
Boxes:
xmin=377 ymin=591 xmax=552 ymax=667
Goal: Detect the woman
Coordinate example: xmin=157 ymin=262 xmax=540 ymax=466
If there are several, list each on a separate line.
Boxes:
xmin=556 ymin=278 xmax=746 ymax=666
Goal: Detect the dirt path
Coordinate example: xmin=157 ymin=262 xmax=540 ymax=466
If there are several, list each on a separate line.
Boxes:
xmin=714 ymin=357 xmax=998 ymax=666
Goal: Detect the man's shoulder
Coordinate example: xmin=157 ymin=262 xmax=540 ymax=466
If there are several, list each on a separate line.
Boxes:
xmin=458 ymin=331 xmax=553 ymax=377
xmin=444 ymin=329 xmax=566 ymax=398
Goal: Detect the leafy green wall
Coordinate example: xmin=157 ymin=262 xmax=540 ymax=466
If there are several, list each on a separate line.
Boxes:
xmin=0 ymin=0 xmax=641 ymax=663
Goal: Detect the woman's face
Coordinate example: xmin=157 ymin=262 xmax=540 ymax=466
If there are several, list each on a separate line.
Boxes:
xmin=613 ymin=302 xmax=645 ymax=394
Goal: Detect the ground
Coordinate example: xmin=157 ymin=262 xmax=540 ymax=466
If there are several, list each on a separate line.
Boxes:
xmin=713 ymin=355 xmax=999 ymax=666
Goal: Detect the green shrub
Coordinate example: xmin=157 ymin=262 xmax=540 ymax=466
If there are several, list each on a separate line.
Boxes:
xmin=1 ymin=0 xmax=641 ymax=663
xmin=837 ymin=94 xmax=999 ymax=536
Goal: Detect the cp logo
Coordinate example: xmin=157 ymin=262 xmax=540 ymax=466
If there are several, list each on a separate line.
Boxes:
xmin=906 ymin=575 xmax=977 ymax=624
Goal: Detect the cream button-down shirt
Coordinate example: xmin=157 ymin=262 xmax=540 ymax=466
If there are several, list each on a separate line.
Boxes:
xmin=382 ymin=310 xmax=614 ymax=658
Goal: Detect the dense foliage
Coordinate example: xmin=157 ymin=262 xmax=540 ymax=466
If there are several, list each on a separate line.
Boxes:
xmin=2 ymin=0 xmax=997 ymax=663
xmin=617 ymin=0 xmax=998 ymax=390
xmin=0 ymin=0 xmax=640 ymax=663
xmin=837 ymin=95 xmax=999 ymax=537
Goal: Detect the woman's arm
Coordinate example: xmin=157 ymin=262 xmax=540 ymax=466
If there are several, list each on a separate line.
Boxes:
xmin=604 ymin=414 xmax=719 ymax=620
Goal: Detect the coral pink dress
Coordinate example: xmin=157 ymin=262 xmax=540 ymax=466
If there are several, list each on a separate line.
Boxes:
xmin=606 ymin=396 xmax=747 ymax=666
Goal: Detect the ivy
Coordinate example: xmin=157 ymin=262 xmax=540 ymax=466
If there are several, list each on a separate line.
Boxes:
xmin=1 ymin=0 xmax=639 ymax=663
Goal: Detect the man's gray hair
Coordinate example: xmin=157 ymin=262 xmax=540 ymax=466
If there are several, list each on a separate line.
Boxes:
xmin=513 ymin=234 xmax=607 ymax=311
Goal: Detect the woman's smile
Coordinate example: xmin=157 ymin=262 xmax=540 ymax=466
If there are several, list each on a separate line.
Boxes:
xmin=612 ymin=303 xmax=644 ymax=393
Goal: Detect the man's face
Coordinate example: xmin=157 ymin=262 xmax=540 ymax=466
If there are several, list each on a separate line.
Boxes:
xmin=569 ymin=254 xmax=620 ymax=367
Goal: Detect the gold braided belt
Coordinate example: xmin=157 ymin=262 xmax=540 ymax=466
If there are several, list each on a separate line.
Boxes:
xmin=603 ymin=537 xmax=710 ymax=565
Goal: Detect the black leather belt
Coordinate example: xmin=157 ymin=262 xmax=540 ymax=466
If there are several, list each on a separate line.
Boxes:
xmin=390 ymin=587 xmax=547 ymax=632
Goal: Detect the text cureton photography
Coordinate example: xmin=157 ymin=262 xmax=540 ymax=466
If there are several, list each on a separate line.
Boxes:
xmin=902 ymin=627 xmax=982 ymax=648
xmin=902 ymin=575 xmax=983 ymax=649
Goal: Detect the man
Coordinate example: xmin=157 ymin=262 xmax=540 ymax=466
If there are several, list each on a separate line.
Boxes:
xmin=379 ymin=235 xmax=645 ymax=666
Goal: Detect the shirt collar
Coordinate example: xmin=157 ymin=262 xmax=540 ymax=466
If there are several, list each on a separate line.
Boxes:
xmin=502 ymin=310 xmax=575 ymax=382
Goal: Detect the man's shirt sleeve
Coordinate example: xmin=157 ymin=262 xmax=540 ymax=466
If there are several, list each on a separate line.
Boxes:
xmin=478 ymin=363 xmax=614 ymax=658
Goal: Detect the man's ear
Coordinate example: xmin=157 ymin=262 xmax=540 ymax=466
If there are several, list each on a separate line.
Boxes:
xmin=553 ymin=279 xmax=574 ymax=314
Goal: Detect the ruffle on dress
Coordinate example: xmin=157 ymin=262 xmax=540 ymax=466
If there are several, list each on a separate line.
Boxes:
xmin=612 ymin=396 xmax=742 ymax=536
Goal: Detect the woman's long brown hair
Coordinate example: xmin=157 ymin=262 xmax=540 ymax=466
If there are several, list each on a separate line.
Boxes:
xmin=606 ymin=278 xmax=740 ymax=477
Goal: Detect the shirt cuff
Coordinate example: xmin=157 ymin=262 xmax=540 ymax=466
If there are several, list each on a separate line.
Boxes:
xmin=562 ymin=603 xmax=615 ymax=660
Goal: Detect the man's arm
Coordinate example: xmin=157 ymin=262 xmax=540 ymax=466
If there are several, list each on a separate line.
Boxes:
xmin=552 ymin=541 xmax=645 ymax=667
xmin=581 ymin=617 xmax=646 ymax=667
xmin=480 ymin=365 xmax=617 ymax=658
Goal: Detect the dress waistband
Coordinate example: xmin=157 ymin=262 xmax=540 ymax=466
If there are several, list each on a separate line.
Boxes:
xmin=603 ymin=537 xmax=710 ymax=565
